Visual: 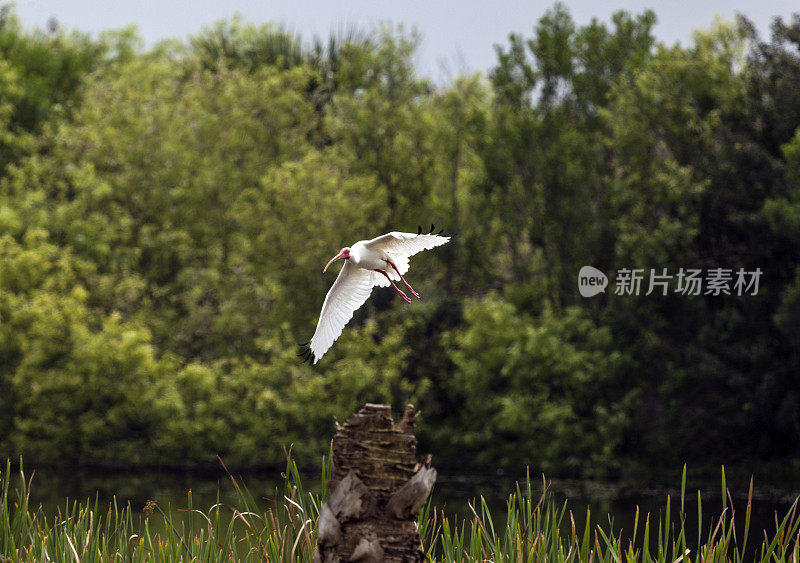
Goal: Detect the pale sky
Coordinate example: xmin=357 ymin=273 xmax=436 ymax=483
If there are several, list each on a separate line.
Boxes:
xmin=13 ymin=0 xmax=799 ymax=80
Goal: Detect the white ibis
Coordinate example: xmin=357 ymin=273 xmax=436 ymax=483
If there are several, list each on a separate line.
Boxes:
xmin=299 ymin=226 xmax=450 ymax=364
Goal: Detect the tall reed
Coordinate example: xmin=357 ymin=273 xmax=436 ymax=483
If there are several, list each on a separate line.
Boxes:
xmin=1 ymin=459 xmax=797 ymax=562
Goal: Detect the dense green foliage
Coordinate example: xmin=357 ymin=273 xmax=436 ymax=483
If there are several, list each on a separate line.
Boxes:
xmin=1 ymin=459 xmax=798 ymax=561
xmin=1 ymin=4 xmax=799 ymax=476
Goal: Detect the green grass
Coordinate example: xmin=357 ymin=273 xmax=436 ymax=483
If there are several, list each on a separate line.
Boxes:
xmin=1 ymin=459 xmax=798 ymax=562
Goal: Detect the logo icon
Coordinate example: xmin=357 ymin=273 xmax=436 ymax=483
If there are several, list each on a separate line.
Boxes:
xmin=578 ymin=266 xmax=608 ymax=297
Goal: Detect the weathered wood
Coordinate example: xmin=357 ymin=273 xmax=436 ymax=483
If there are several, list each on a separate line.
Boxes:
xmin=386 ymin=460 xmax=436 ymax=520
xmin=314 ymin=403 xmax=436 ymax=563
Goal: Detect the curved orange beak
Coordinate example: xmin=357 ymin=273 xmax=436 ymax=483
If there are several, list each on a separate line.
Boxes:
xmin=323 ymin=249 xmax=348 ymax=273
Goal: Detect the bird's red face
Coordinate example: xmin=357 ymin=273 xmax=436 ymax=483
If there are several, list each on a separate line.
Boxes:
xmin=323 ymin=247 xmax=351 ymax=273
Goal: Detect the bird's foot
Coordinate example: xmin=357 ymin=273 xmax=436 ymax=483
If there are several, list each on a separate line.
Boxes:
xmin=397 ymin=290 xmax=412 ymax=304
xmin=400 ymin=279 xmax=420 ymax=298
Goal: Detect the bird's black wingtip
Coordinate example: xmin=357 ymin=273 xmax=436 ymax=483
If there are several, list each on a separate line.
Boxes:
xmin=297 ymin=342 xmax=316 ymax=364
xmin=415 ymin=224 xmax=447 ymax=237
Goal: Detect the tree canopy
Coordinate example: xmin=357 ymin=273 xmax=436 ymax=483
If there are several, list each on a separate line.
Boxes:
xmin=1 ymin=4 xmax=799 ymax=476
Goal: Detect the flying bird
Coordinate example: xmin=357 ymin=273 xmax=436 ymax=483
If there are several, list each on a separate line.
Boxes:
xmin=299 ymin=226 xmax=450 ymax=364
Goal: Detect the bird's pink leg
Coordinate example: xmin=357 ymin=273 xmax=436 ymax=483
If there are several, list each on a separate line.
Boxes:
xmin=375 ymin=269 xmax=412 ymax=303
xmin=386 ymin=260 xmax=420 ymax=298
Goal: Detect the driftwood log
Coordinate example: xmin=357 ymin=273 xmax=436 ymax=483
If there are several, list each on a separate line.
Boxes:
xmin=314 ymin=403 xmax=436 ymax=563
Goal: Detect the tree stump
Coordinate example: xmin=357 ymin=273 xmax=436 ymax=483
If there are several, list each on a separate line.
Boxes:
xmin=314 ymin=403 xmax=436 ymax=563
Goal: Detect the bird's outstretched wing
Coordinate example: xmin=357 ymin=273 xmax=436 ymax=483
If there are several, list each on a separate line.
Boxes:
xmin=302 ymin=261 xmax=375 ymax=364
xmin=364 ymin=228 xmax=450 ymax=283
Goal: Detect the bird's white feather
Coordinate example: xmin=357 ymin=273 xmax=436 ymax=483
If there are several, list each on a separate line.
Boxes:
xmin=365 ymin=232 xmax=450 ymax=281
xmin=307 ymin=231 xmax=450 ymax=363
xmin=309 ymin=261 xmax=375 ymax=364
xmin=364 ymin=232 xmax=448 ymax=284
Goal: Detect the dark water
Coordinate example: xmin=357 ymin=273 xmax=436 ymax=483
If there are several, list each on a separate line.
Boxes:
xmin=433 ymin=468 xmax=798 ymax=558
xmin=7 ymin=463 xmax=799 ymax=557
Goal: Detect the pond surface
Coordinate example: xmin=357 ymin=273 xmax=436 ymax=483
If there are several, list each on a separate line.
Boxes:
xmin=8 ymin=462 xmax=799 ymax=558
